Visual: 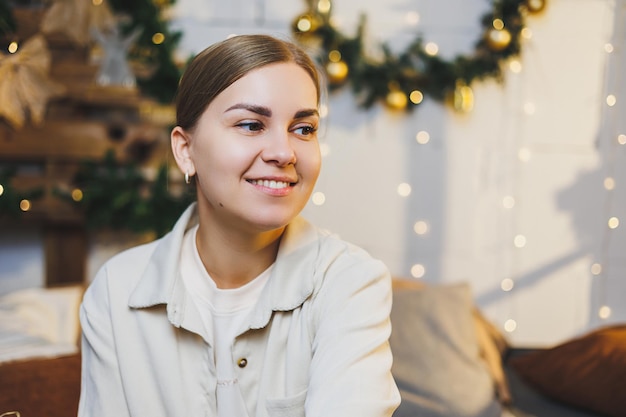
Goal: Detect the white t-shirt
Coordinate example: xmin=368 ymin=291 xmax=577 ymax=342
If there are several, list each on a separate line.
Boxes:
xmin=180 ymin=225 xmax=271 ymax=417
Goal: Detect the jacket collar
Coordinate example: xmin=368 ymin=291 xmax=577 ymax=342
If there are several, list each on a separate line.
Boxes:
xmin=248 ymin=215 xmax=321 ymax=329
xmin=128 ymin=203 xmax=198 ymax=326
xmin=128 ymin=203 xmax=322 ymax=329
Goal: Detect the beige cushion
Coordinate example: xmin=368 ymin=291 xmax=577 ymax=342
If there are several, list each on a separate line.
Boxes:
xmin=392 ymin=279 xmax=511 ymax=403
xmin=390 ymin=280 xmax=507 ymax=417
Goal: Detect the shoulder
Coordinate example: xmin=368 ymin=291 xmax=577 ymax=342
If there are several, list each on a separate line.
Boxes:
xmin=83 ymin=239 xmax=160 ymax=307
xmin=304 ymin=223 xmax=392 ymax=301
xmin=95 ymin=239 xmax=160 ymax=282
xmin=304 ymin=224 xmax=394 ymax=330
xmin=270 ymin=217 xmax=390 ymax=309
xmin=282 ymin=216 xmax=388 ymax=278
xmin=314 ymin=225 xmax=389 ymax=280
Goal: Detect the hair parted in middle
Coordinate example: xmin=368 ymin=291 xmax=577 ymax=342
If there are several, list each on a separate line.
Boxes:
xmin=175 ymin=34 xmax=322 ymax=131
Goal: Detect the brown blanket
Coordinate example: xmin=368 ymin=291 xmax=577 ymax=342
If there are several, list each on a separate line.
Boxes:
xmin=0 ymin=353 xmax=81 ymax=417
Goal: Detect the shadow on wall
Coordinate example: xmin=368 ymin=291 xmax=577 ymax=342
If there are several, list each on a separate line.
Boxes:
xmin=555 ymin=4 xmax=626 ymax=330
xmin=475 ymin=3 xmax=626 ymax=331
xmin=554 ymin=143 xmax=626 ymax=330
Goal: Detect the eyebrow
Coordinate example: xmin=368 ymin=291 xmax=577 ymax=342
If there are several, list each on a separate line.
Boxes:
xmin=225 ymin=103 xmax=319 ymax=119
xmin=225 ymin=103 xmax=272 ymax=117
xmin=294 ymin=109 xmax=319 ymax=119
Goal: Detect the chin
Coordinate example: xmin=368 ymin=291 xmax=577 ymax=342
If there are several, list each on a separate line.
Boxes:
xmin=247 ymin=209 xmax=301 ymax=232
xmin=249 ymin=217 xmax=293 ymax=233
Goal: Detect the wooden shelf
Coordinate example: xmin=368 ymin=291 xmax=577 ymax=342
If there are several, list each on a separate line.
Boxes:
xmin=0 ymin=118 xmax=168 ymax=162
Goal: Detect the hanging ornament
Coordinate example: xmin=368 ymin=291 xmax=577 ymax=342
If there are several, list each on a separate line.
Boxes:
xmin=525 ymin=0 xmax=547 ymax=14
xmin=316 ymin=0 xmax=332 ymax=15
xmin=7 ymin=41 xmax=18 ymax=54
xmin=292 ymin=13 xmax=323 ymax=40
xmin=325 ymin=60 xmax=348 ymax=84
xmin=485 ymin=19 xmax=512 ymax=52
xmin=451 ymin=80 xmax=474 ymax=113
xmin=325 ymin=50 xmax=348 ymax=85
xmin=92 ymin=23 xmax=143 ymax=88
xmin=385 ymin=83 xmax=408 ymax=110
xmin=0 ymin=35 xmax=66 ymax=129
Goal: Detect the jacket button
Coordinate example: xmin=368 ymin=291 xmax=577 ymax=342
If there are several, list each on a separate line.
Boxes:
xmin=237 ymin=358 xmax=248 ymax=368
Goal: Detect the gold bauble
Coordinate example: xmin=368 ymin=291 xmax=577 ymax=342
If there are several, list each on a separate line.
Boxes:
xmin=451 ymin=81 xmax=474 ymax=113
xmin=526 ymin=0 xmax=547 ymax=13
xmin=486 ymin=27 xmax=512 ymax=51
xmin=292 ymin=13 xmax=324 ymax=47
xmin=292 ymin=13 xmax=323 ymax=35
xmin=71 ymin=188 xmax=84 ymax=202
xmin=386 ymin=89 xmax=408 ymax=110
xmin=325 ymin=60 xmax=348 ymax=84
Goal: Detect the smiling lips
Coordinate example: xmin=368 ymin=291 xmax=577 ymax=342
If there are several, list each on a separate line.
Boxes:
xmin=247 ymin=179 xmax=296 ymax=191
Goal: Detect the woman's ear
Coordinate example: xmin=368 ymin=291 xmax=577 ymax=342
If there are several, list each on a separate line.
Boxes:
xmin=171 ymin=126 xmax=196 ymax=177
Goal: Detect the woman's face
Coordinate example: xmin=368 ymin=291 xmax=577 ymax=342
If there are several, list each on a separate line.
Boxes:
xmin=180 ymin=62 xmax=321 ymax=233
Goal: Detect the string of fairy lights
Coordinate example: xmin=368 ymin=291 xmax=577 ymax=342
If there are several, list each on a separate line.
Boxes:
xmin=293 ymin=2 xmax=547 ymax=337
xmin=592 ymin=0 xmax=626 ymax=325
xmin=301 ymin=0 xmax=624 ymax=337
xmin=487 ymin=0 xmax=625 ymax=334
xmin=292 ymin=0 xmax=547 ymax=336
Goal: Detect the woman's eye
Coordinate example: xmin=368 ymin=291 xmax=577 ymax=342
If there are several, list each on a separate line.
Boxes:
xmin=294 ymin=125 xmax=317 ymax=136
xmin=237 ymin=121 xmax=264 ymax=132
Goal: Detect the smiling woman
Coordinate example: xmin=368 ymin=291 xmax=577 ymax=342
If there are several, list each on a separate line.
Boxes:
xmin=78 ymin=34 xmax=401 ymax=417
xmin=172 ymin=61 xmax=322 ymax=244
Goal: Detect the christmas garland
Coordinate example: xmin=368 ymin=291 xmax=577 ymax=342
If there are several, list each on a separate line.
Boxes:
xmin=0 ymin=0 xmax=548 ymax=114
xmin=292 ymin=0 xmax=547 ymax=111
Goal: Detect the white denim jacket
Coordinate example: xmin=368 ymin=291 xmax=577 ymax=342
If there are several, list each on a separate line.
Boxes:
xmin=78 ymin=204 xmax=400 ymax=417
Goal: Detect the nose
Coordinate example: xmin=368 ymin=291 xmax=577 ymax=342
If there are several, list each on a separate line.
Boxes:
xmin=261 ymin=130 xmax=296 ymax=166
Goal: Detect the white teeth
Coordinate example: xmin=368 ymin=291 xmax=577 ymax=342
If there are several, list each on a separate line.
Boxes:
xmin=251 ymin=179 xmax=290 ymax=189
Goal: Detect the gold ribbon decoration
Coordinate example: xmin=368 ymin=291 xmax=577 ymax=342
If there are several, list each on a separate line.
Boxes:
xmin=0 ymin=35 xmax=66 ymax=129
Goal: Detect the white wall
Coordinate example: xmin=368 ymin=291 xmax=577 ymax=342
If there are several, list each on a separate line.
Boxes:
xmin=1 ymin=0 xmax=624 ymax=347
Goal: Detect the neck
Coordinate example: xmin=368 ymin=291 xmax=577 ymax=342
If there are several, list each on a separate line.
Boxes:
xmin=195 ymin=220 xmax=285 ymax=290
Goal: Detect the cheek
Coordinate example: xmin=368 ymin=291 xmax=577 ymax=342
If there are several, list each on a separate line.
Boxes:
xmin=191 ymin=133 xmax=252 ymax=174
xmin=298 ymin=146 xmax=322 ymax=181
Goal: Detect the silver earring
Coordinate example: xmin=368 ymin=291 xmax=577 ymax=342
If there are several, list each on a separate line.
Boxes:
xmin=184 ymin=171 xmax=190 ymax=184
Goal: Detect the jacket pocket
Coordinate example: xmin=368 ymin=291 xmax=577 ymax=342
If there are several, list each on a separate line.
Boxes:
xmin=265 ymin=389 xmax=307 ymax=417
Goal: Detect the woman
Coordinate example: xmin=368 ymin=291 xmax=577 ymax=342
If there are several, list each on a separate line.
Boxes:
xmin=79 ymin=34 xmax=400 ymax=417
